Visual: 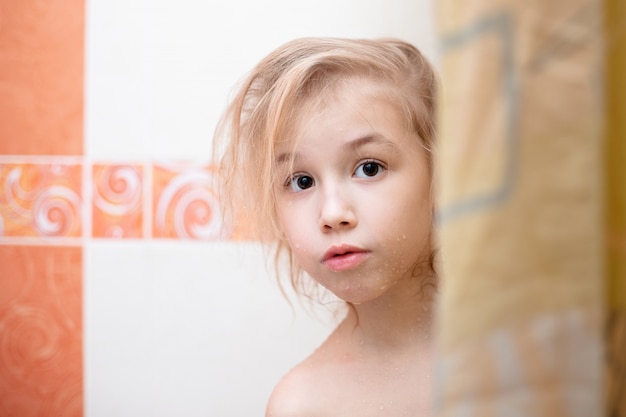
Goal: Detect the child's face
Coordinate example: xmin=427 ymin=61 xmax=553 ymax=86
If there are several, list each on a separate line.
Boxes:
xmin=274 ymin=79 xmax=433 ymax=305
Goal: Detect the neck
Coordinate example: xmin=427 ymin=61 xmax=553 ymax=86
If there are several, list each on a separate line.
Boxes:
xmin=341 ymin=274 xmax=437 ymax=352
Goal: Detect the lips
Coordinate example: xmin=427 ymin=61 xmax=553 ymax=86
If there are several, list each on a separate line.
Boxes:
xmin=322 ymin=244 xmax=369 ymax=272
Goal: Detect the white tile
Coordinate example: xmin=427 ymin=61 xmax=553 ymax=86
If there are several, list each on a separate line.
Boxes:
xmin=85 ymin=0 xmax=437 ymax=161
xmin=85 ymin=241 xmax=335 ymax=417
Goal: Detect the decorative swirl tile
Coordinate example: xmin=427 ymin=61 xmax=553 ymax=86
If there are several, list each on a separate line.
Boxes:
xmin=0 ymin=246 xmax=82 ymax=417
xmin=47 ymin=377 xmax=82 ymax=417
xmin=0 ymin=163 xmax=82 ymax=237
xmin=152 ymin=163 xmax=229 ymax=239
xmin=0 ymin=304 xmax=65 ymax=390
xmin=92 ymin=164 xmax=143 ymax=238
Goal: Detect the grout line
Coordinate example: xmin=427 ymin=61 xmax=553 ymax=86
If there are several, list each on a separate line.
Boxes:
xmin=82 ymin=160 xmax=92 ymax=242
xmin=0 ymin=237 xmax=83 ymax=246
xmin=144 ymin=161 xmax=153 ymax=239
xmin=0 ymin=155 xmax=84 ymax=164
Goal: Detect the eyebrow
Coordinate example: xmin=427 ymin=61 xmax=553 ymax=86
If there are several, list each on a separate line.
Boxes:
xmin=343 ymin=134 xmax=400 ymax=153
xmin=274 ymin=133 xmax=399 ymax=165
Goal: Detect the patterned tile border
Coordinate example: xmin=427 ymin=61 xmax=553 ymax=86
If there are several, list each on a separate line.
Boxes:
xmin=0 ymin=158 xmax=235 ymax=243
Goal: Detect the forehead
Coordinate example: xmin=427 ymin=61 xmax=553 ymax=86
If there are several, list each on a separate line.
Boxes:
xmin=275 ymin=77 xmax=407 ymax=152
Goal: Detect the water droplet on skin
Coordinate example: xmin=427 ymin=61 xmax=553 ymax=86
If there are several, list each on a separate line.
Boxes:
xmin=402 ymin=234 xmax=406 ymax=239
xmin=294 ymin=243 xmax=300 ymax=249
xmin=380 ymin=405 xmax=385 ymax=410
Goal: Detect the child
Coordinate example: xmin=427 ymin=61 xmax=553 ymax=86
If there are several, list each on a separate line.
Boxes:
xmin=215 ymin=37 xmax=438 ymax=416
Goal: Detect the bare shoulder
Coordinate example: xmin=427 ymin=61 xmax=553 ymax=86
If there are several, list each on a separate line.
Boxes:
xmin=265 ymin=320 xmax=347 ymax=417
xmin=265 ymin=358 xmax=324 ymax=417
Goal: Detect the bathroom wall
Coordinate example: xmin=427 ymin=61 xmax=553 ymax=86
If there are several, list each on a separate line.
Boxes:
xmin=0 ymin=1 xmax=437 ymax=416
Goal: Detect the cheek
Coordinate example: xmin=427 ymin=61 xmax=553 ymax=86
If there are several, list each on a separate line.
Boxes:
xmin=284 ymin=232 xmax=318 ymax=278
xmin=277 ymin=201 xmax=310 ymax=253
xmin=276 ymin=202 xmax=322 ymax=276
xmin=276 ymin=200 xmax=296 ymax=237
xmin=375 ymin=192 xmax=432 ymax=249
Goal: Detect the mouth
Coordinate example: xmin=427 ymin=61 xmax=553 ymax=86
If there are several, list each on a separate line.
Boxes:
xmin=322 ymin=245 xmax=369 ymax=272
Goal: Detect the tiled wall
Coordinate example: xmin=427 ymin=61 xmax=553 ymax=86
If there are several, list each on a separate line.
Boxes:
xmin=0 ymin=160 xmax=229 ymax=241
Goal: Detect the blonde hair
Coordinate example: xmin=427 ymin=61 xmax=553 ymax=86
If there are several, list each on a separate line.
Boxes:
xmin=214 ymin=37 xmax=437 ymax=298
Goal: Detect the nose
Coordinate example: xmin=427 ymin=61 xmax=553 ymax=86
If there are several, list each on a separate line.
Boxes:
xmin=318 ymin=185 xmax=357 ymax=232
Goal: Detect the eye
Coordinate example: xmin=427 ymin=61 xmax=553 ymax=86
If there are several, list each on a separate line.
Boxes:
xmin=285 ymin=174 xmax=315 ymax=191
xmin=354 ymin=161 xmax=385 ymax=178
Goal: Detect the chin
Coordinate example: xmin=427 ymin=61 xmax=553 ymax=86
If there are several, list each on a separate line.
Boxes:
xmin=330 ymin=286 xmax=384 ymax=306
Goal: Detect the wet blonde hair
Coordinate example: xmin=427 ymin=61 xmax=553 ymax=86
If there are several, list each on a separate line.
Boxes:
xmin=214 ymin=37 xmax=437 ymax=298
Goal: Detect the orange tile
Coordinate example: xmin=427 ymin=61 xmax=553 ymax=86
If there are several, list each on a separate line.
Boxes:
xmin=0 ymin=0 xmax=84 ymax=155
xmin=152 ymin=163 xmax=229 ymax=239
xmin=92 ymin=164 xmax=143 ymax=238
xmin=0 ymin=245 xmax=83 ymax=417
xmin=0 ymin=163 xmax=82 ymax=237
